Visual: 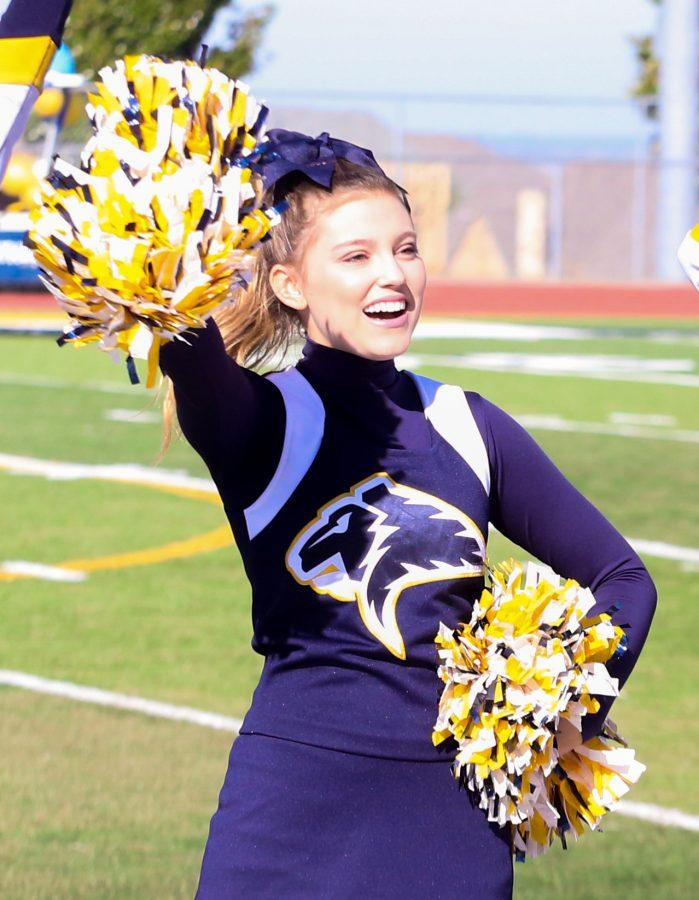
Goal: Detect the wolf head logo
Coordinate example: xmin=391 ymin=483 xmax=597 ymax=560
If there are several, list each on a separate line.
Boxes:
xmin=286 ymin=472 xmax=486 ymax=660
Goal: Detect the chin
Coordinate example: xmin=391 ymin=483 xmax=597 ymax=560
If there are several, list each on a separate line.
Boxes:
xmin=360 ymin=328 xmax=412 ymax=360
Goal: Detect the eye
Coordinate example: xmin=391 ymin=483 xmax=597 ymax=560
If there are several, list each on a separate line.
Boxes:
xmin=343 ymin=252 xmax=368 ymax=263
xmin=307 ymin=511 xmax=353 ymax=548
xmin=399 ymin=243 xmax=419 ymax=256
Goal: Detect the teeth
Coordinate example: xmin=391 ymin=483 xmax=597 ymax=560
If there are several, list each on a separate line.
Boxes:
xmin=364 ymin=300 xmax=406 ymax=314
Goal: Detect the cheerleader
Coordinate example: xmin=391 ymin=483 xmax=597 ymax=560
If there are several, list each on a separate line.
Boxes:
xmin=157 ymin=129 xmax=657 ymax=898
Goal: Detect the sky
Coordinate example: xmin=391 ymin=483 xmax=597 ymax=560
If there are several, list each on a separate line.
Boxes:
xmin=0 ymin=0 xmax=659 ymax=107
xmin=0 ymin=0 xmax=663 ymax=151
xmin=212 ymin=0 xmax=662 ymax=151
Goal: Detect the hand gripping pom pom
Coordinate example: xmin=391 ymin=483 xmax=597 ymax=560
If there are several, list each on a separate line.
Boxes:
xmin=432 ymin=557 xmax=645 ymax=860
xmin=27 ymin=54 xmax=282 ymax=388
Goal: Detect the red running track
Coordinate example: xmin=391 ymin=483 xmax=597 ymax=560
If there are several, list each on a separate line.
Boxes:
xmin=421 ymin=280 xmax=699 ymax=318
xmin=1 ymin=281 xmax=698 ymax=318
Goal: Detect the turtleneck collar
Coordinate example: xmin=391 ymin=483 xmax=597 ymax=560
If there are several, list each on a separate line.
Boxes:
xmin=297 ymin=337 xmax=399 ymax=389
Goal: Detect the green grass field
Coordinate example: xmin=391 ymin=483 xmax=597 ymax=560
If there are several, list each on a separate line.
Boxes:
xmin=1 ymin=316 xmax=697 ymax=898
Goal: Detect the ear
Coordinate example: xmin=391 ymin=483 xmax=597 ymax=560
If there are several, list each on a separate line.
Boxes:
xmin=269 ymin=263 xmax=307 ymax=312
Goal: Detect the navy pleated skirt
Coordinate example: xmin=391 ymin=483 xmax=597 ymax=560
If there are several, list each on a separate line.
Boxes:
xmin=195 ymin=732 xmax=514 ymax=899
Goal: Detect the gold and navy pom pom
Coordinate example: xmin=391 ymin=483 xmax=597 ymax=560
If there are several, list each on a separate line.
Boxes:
xmin=432 ymin=557 xmax=645 ymax=859
xmin=27 ymin=53 xmax=282 ymax=388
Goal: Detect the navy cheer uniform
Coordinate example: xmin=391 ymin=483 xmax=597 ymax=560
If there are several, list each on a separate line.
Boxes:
xmin=159 ymin=318 xmax=657 ymax=899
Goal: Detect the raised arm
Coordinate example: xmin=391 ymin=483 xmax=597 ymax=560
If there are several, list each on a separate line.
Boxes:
xmin=469 ymin=391 xmax=658 ymax=742
xmin=159 ymin=316 xmax=285 ymax=511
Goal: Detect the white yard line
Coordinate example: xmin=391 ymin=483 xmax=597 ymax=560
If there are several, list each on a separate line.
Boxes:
xmin=400 ymin=352 xmax=699 ymax=387
xmin=413 ymin=321 xmax=593 ymax=341
xmin=0 ymin=321 xmax=66 ymax=332
xmin=609 ymin=412 xmax=677 ymax=426
xmin=0 ymin=452 xmax=214 ymax=493
xmin=104 ymin=408 xmax=161 ymax=424
xmin=516 ymin=414 xmax=699 ymax=444
xmin=0 ymin=670 xmax=242 ymax=732
xmin=1 ymin=668 xmax=696 ymax=832
xmin=0 ymin=561 xmax=86 ymax=581
xmin=414 ymin=319 xmax=699 ymax=345
xmin=446 ymin=352 xmax=696 ymax=374
xmin=613 ymin=801 xmax=699 ymax=832
xmin=627 ymin=539 xmax=699 ymax=565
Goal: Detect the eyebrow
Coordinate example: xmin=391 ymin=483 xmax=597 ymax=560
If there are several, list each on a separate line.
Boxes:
xmin=332 ymin=230 xmax=417 ymax=252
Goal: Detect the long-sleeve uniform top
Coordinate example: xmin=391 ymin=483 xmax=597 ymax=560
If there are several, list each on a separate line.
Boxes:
xmin=160 ymin=317 xmax=657 ymax=759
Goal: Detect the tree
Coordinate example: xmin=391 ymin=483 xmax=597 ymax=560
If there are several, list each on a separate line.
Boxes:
xmin=630 ymin=0 xmax=661 ymax=119
xmin=63 ymin=0 xmax=273 ymax=80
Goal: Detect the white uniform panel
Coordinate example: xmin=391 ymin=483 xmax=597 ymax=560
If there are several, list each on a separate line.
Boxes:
xmin=243 ymin=367 xmax=325 ymax=540
xmin=408 ymin=372 xmax=491 ymax=495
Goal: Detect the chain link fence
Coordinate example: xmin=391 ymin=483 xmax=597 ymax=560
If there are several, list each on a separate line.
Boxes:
xmin=2 ymin=86 xmax=696 ymax=284
xmin=258 ymin=89 xmax=695 ymax=283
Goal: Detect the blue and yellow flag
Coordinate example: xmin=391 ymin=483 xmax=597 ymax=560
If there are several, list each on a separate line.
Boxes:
xmin=0 ymin=0 xmax=73 ymax=180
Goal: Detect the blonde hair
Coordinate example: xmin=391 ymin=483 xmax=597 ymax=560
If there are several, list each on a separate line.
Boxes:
xmin=155 ymin=156 xmax=410 ymax=463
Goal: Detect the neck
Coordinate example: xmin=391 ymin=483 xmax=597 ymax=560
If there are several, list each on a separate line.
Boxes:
xmin=297 ymin=336 xmax=399 ymax=389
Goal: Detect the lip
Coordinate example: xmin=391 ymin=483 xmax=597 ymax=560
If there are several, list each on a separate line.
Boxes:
xmin=364 ymin=309 xmax=409 ymax=329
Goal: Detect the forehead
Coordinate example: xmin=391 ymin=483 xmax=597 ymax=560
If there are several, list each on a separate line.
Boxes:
xmin=304 ymin=190 xmax=414 ymax=247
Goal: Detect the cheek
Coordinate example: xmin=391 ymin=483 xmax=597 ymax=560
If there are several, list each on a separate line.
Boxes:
xmin=408 ymin=259 xmax=427 ymax=297
xmin=310 ymin=263 xmax=373 ymax=307
xmin=298 ymin=266 xmax=368 ymax=335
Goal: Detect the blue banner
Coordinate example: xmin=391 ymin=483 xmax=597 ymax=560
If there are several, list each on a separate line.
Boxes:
xmin=0 ymin=228 xmax=41 ymax=286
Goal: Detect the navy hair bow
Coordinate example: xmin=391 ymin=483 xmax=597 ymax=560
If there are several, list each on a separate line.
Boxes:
xmin=246 ymin=128 xmax=406 ymax=202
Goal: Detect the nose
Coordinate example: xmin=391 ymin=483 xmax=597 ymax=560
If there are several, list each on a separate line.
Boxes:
xmin=376 ymin=251 xmax=407 ymax=289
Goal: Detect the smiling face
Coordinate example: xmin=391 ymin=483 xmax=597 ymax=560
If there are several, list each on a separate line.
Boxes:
xmin=269 ymin=189 xmax=427 ymax=360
